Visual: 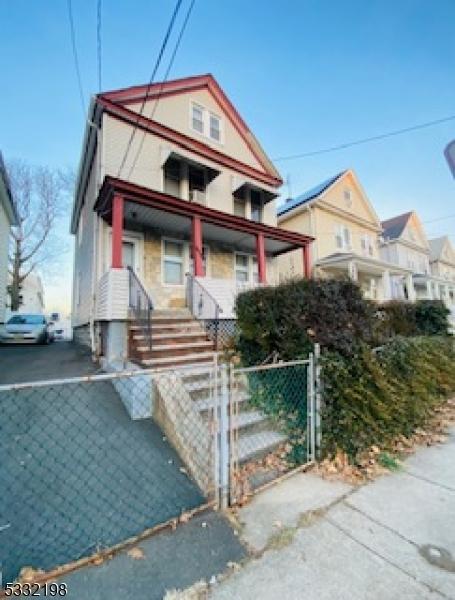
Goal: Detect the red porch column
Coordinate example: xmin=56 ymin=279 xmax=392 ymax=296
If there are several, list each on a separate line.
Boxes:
xmin=112 ymin=193 xmax=124 ymax=268
xmin=303 ymin=244 xmax=312 ymax=278
xmin=192 ymin=216 xmax=204 ymax=277
xmin=256 ymin=233 xmax=266 ymax=283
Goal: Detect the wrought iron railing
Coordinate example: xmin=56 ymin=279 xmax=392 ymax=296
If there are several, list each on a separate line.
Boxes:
xmin=128 ymin=267 xmax=153 ymax=352
xmin=186 ymin=273 xmax=223 ymax=349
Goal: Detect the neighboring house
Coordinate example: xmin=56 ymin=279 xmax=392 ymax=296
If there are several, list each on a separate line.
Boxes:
xmin=277 ymin=169 xmax=414 ymax=302
xmin=429 ymin=236 xmax=455 ymax=309
xmin=380 ymin=211 xmax=432 ymax=300
xmin=10 ymin=272 xmax=45 ymax=314
xmin=70 ymin=74 xmax=312 ymax=365
xmin=0 ymin=152 xmax=18 ymax=325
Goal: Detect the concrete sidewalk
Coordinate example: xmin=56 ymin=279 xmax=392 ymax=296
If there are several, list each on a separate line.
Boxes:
xmin=210 ymin=428 xmax=455 ymax=600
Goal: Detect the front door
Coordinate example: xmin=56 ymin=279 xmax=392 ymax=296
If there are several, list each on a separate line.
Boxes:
xmin=122 ymin=241 xmax=135 ymax=271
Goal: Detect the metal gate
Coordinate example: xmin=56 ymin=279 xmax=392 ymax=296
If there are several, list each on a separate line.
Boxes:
xmin=227 ymin=348 xmax=320 ymax=505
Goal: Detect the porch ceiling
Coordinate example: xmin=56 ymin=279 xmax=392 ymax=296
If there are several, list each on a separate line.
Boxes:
xmin=97 ymin=177 xmax=313 ymax=256
xmin=123 ymin=201 xmax=295 ymax=255
xmin=317 ymin=253 xmax=414 ymax=276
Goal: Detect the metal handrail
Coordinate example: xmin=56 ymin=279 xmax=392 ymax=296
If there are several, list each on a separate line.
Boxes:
xmin=186 ymin=273 xmax=223 ymax=349
xmin=127 ymin=266 xmax=153 ymax=352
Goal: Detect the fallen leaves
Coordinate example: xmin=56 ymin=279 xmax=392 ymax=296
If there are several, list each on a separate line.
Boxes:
xmin=127 ymin=546 xmax=145 ymax=560
xmin=316 ymin=396 xmax=455 ymax=485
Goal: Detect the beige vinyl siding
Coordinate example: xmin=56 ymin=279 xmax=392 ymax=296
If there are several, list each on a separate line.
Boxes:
xmin=0 ymin=201 xmax=10 ymax=323
xmin=101 ymin=114 xmax=278 ymax=227
xmin=127 ymin=87 xmax=265 ymax=172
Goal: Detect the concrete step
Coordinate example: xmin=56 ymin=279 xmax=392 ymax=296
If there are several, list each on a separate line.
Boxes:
xmin=141 ymin=351 xmax=217 ymax=369
xmin=237 ymin=430 xmax=287 ymax=464
xmin=149 ymin=331 xmax=209 ymax=344
xmin=194 ymin=391 xmax=250 ymax=414
xmin=137 ymin=340 xmax=215 ymax=358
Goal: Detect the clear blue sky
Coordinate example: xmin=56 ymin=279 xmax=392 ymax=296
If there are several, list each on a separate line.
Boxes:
xmin=1 ymin=0 xmax=454 ymax=308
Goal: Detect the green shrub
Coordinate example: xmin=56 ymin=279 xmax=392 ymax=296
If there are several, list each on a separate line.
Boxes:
xmin=414 ymin=300 xmax=450 ymax=335
xmin=321 ymin=336 xmax=455 ymax=459
xmin=377 ymin=299 xmax=450 ymax=341
xmin=236 ymin=277 xmax=376 ymax=365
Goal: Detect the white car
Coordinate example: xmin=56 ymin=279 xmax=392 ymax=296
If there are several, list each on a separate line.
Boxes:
xmin=0 ymin=314 xmax=54 ymax=344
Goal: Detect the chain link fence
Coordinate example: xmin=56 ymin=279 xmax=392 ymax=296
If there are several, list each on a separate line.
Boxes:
xmin=229 ymin=358 xmax=318 ymax=504
xmin=0 ymin=366 xmax=216 ymax=586
xmin=0 ymin=351 xmax=320 ymax=586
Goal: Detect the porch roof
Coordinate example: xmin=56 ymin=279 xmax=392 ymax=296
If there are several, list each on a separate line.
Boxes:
xmin=95 ymin=176 xmax=313 ymax=256
xmin=316 ymin=252 xmax=414 ymax=276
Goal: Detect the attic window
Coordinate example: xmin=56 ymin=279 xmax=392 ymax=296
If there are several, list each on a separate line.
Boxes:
xmin=191 ymin=104 xmax=204 ymax=134
xmin=190 ymin=101 xmax=223 ymax=143
xmin=343 ymin=189 xmax=352 ymax=207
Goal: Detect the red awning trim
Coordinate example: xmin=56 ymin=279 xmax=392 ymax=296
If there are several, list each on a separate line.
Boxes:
xmin=95 ymin=176 xmax=313 ymax=250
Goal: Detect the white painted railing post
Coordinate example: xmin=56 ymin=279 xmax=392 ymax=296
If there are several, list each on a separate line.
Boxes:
xmin=314 ymin=343 xmax=322 ymax=459
xmin=219 ymin=363 xmax=230 ymax=509
xmin=307 ymin=351 xmax=315 ymax=462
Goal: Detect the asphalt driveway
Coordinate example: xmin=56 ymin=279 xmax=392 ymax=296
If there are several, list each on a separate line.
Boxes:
xmin=0 ymin=345 xmax=206 ymax=585
xmin=0 ymin=341 xmax=97 ymax=384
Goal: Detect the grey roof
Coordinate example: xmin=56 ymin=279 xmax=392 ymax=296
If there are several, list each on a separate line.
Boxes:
xmin=429 ymin=236 xmax=449 ymax=261
xmin=0 ymin=151 xmax=18 ymax=225
xmin=381 ymin=212 xmax=413 ymax=241
xmin=277 ymin=171 xmax=347 ymax=217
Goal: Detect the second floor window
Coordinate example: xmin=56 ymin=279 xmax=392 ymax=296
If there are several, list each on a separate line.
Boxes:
xmin=250 ymin=189 xmax=263 ymax=223
xmin=361 ymin=234 xmax=374 ymax=257
xmin=335 ymin=224 xmax=351 ymax=250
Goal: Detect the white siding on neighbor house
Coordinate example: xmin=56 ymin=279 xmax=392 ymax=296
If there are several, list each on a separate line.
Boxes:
xmin=380 ymin=241 xmax=430 ymax=275
xmin=0 ymin=201 xmax=10 ymax=323
xmin=72 ymin=143 xmax=101 ymax=328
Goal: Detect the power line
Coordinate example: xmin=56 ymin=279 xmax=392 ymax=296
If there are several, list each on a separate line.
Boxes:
xmin=97 ymin=0 xmax=102 ymax=92
xmin=117 ymin=0 xmax=184 ymax=178
xmin=423 ymin=214 xmax=455 ymax=224
xmin=126 ymin=0 xmax=196 ymax=180
xmin=66 ymin=0 xmax=86 ymax=117
xmin=273 ymin=114 xmax=455 ymax=162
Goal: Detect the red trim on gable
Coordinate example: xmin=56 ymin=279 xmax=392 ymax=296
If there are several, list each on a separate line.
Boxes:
xmin=98 ymin=74 xmax=281 ymax=183
xmin=99 ymin=97 xmax=282 ymax=188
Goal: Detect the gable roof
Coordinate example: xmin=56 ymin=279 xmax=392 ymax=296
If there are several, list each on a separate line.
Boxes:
xmin=0 ymin=151 xmax=18 ymax=225
xmin=99 ymin=74 xmax=281 ymax=183
xmin=277 ymin=171 xmax=347 ymax=217
xmin=429 ymin=236 xmax=453 ymax=262
xmin=381 ymin=212 xmax=413 ymax=241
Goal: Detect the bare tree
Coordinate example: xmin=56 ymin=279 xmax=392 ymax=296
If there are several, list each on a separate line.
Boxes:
xmin=7 ymin=160 xmax=74 ymax=311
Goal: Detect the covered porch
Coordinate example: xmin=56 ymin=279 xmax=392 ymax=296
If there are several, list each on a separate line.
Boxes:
xmin=315 ymin=252 xmax=415 ymax=302
xmin=94 ymin=177 xmax=313 ymax=322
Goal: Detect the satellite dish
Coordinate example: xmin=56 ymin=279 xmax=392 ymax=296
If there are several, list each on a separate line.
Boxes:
xmin=444 ymin=140 xmax=455 ymax=179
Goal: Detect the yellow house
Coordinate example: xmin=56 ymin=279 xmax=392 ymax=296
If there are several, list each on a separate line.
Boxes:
xmin=277 ymin=169 xmax=414 ymax=301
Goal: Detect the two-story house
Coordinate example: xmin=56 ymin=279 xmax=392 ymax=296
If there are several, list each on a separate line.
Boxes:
xmin=0 ymin=152 xmax=18 ymax=325
xmin=70 ymin=74 xmax=312 ymax=366
xmin=380 ymin=211 xmax=432 ymax=300
xmin=277 ymin=169 xmax=413 ymax=301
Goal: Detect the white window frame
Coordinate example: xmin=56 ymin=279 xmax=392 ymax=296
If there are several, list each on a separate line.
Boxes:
xmin=209 ymin=112 xmax=222 ymax=142
xmin=234 ymin=252 xmax=258 ymax=284
xmin=361 ymin=233 xmax=374 ymax=257
xmin=335 ymin=223 xmax=351 ymax=251
xmin=189 ymin=101 xmax=224 ymax=145
xmin=105 ymin=231 xmax=144 ymax=276
xmin=343 ymin=188 xmax=353 ymax=208
xmin=233 ymin=196 xmax=246 ymax=218
xmin=190 ymin=103 xmax=205 ymax=135
xmin=162 ymin=237 xmax=187 ymax=287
